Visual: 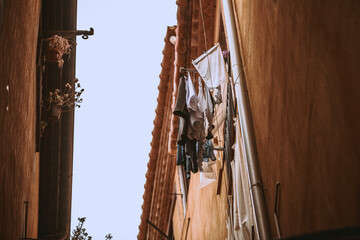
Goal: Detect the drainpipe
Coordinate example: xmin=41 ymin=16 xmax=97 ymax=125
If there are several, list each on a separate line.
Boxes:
xmin=222 ymin=0 xmax=272 ymax=239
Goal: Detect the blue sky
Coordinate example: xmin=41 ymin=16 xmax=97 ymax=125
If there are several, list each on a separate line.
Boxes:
xmin=72 ymin=1 xmax=177 ymax=239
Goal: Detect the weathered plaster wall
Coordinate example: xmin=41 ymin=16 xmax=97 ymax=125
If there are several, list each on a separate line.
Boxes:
xmin=172 ymin=122 xmax=230 ymax=240
xmin=172 ymin=169 xmax=185 ymax=239
xmin=233 ymin=0 xmax=360 ymax=237
xmin=181 ymin=170 xmax=229 ymax=240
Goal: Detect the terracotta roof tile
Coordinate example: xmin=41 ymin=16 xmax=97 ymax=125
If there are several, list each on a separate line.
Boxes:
xmin=137 ymin=26 xmax=176 ymax=240
xmin=139 ymin=0 xmax=218 ymax=238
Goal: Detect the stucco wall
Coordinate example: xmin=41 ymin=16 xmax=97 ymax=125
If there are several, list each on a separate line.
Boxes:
xmin=173 ymin=167 xmax=230 ymax=240
xmin=233 ymin=0 xmax=360 ymax=237
xmin=172 ymin=121 xmax=230 ymax=240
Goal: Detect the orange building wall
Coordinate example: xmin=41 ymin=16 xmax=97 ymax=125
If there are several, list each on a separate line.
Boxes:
xmin=0 ymin=0 xmax=41 ymax=238
xmin=27 ymin=153 xmax=40 ymax=239
xmin=172 ymin=122 xmax=231 ymax=240
xmin=173 ymin=166 xmax=230 ymax=240
xmin=233 ymin=0 xmax=360 ymax=238
xmin=172 ymin=169 xmax=185 ymax=239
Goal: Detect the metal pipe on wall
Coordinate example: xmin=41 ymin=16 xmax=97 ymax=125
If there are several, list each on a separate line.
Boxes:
xmin=58 ymin=1 xmax=77 ymax=239
xmin=221 ymin=0 xmax=272 ymax=239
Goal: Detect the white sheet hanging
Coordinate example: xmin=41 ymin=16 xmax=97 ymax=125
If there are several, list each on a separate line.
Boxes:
xmin=192 ymin=43 xmax=229 ymax=89
xmin=232 ymin=117 xmax=254 ymax=240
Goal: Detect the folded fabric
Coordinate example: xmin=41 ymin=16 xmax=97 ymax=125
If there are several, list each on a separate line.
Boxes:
xmin=192 ymin=43 xmax=229 ymax=89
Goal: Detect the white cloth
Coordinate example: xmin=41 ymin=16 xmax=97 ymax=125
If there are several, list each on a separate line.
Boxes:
xmin=211 ymin=78 xmax=228 ymax=136
xmin=232 ymin=118 xmax=254 ymax=240
xmin=226 ymin=196 xmax=235 ymax=240
xmin=198 ymin=76 xmax=214 ymax=136
xmin=199 ymin=162 xmax=216 ymax=189
xmin=185 ymin=73 xmax=204 ymax=140
xmin=198 ymin=76 xmax=207 ymax=113
xmin=192 ymin=43 xmax=229 ymax=89
xmin=186 ymin=72 xmax=199 ymax=112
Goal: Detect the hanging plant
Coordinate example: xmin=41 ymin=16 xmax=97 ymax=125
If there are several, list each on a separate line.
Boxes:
xmin=43 ymin=35 xmax=73 ymax=68
xmin=43 ymin=79 xmax=84 ymax=121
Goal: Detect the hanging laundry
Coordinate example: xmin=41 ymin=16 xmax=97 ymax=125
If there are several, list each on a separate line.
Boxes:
xmin=176 ymin=144 xmax=186 ymax=166
xmin=204 ymin=83 xmax=214 ymax=128
xmin=177 ymin=117 xmax=188 ymax=145
xmin=198 ymin=76 xmax=215 ymax=139
xmin=173 ymin=75 xmax=190 ymax=145
xmin=211 ymin=77 xmax=228 ymax=136
xmin=192 ymin=43 xmax=229 ymax=90
xmin=185 ymin=139 xmax=198 ymax=178
xmin=199 ymin=162 xmax=216 ymax=189
xmin=213 ymin=85 xmax=222 ymax=104
xmin=202 ymin=139 xmax=216 ymax=162
xmin=185 ymin=72 xmax=200 ymax=112
xmin=231 ymin=118 xmax=254 ymax=240
xmin=185 ymin=72 xmax=204 ymax=141
xmin=173 ymin=75 xmax=188 ymax=119
xmin=198 ymin=76 xmax=207 ymax=114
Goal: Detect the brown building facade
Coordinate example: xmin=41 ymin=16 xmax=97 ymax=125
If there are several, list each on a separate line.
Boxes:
xmin=139 ymin=0 xmax=360 ymax=240
xmin=0 ymin=1 xmax=90 ymax=239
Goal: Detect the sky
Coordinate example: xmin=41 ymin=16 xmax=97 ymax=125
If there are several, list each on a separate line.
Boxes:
xmin=72 ymin=1 xmax=177 ymax=239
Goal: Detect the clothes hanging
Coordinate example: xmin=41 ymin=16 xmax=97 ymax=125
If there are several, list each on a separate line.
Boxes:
xmin=198 ymin=76 xmax=215 ymax=140
xmin=232 ymin=118 xmax=254 ymax=240
xmin=177 ymin=117 xmax=188 ymax=145
xmin=192 ymin=43 xmax=229 ymax=90
xmin=174 ymin=75 xmax=190 ymax=145
xmin=176 ymin=144 xmax=186 ymax=165
xmin=185 ymin=139 xmax=198 ymax=178
xmin=185 ymin=73 xmax=204 ymax=141
xmin=202 ymin=139 xmax=216 ymax=162
xmin=211 ymin=77 xmax=228 ymax=136
xmin=173 ymin=75 xmax=188 ymax=119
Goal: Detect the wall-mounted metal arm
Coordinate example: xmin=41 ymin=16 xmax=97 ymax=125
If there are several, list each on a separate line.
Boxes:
xmin=24 ymin=201 xmax=28 ymax=239
xmin=146 ymin=219 xmax=169 ymax=239
xmin=213 ymin=147 xmax=224 ymax=151
xmin=274 ymin=182 xmax=281 ymax=238
xmin=42 ymin=27 xmax=94 ymax=39
xmin=167 ymin=193 xmax=183 ymax=196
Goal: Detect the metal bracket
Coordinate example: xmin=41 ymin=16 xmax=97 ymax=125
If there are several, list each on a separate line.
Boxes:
xmin=146 ymin=219 xmax=169 ymax=239
xmin=273 ymin=182 xmax=281 ymax=239
xmin=213 ymin=147 xmax=224 ymax=151
xmin=42 ymin=27 xmax=94 ymax=39
xmin=23 ymin=201 xmax=28 ymax=239
xmin=167 ymin=193 xmax=183 ymax=196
